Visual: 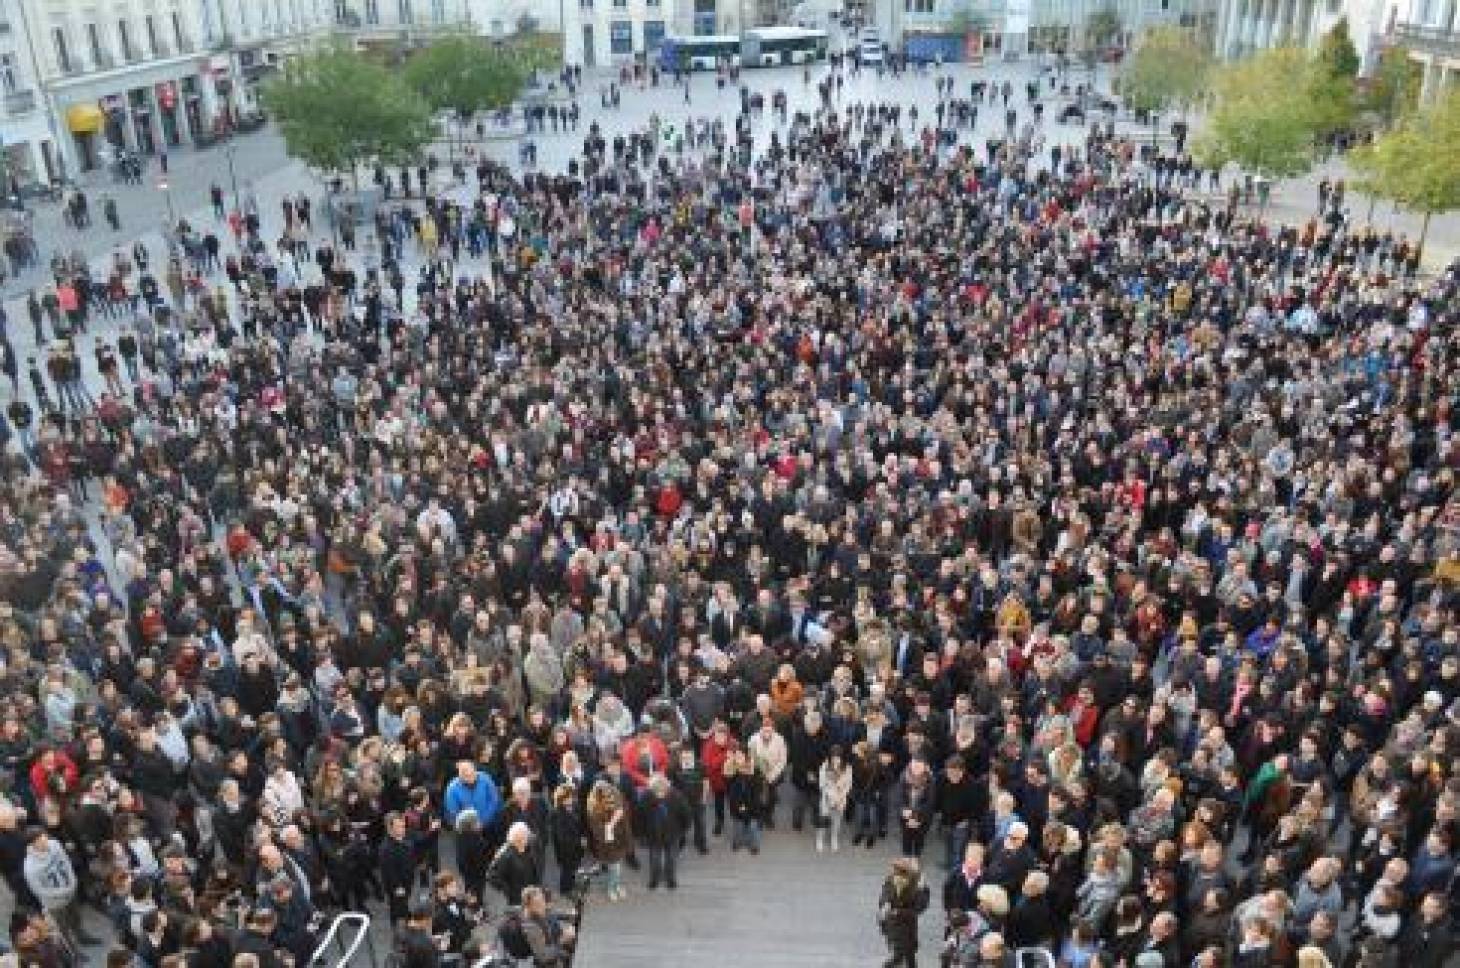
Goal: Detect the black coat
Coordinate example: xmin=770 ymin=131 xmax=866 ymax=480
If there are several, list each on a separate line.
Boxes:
xmin=788 ymin=725 xmax=829 ymax=792
xmin=1006 ymin=894 xmax=1056 ymax=948
xmin=634 ymin=788 xmax=693 ymax=847
xmin=879 ymin=873 xmax=930 ymax=952
xmin=487 ymin=843 xmax=540 ymax=905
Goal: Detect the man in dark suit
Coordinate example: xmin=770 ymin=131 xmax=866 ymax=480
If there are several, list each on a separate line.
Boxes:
xmin=635 ymin=775 xmax=693 ymax=890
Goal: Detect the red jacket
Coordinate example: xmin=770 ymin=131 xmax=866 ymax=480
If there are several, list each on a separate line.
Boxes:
xmin=30 ymin=752 xmax=80 ymax=804
xmin=618 ymin=735 xmax=668 ymax=790
xmin=700 ymin=736 xmax=735 ymax=794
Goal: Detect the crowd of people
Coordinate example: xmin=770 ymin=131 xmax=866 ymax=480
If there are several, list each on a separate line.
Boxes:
xmin=0 ymin=51 xmax=1455 ymax=968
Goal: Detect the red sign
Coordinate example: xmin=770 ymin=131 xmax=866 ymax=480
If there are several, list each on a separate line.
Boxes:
xmin=156 ymin=82 xmax=177 ymax=109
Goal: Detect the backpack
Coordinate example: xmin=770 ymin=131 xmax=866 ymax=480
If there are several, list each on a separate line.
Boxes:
xmin=497 ymin=908 xmax=534 ymax=959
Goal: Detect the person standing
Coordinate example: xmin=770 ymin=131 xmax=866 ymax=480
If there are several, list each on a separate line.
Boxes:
xmin=635 ymin=775 xmax=691 ymax=891
xmin=23 ymin=827 xmax=97 ymax=951
xmin=878 ymin=857 xmax=930 ymax=968
xmin=379 ymin=812 xmax=419 ymax=928
xmin=586 ymin=780 xmax=633 ymax=902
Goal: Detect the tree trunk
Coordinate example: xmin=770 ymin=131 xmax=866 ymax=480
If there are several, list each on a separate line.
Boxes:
xmin=1365 ymin=193 xmax=1376 ymax=224
xmin=1419 ymin=210 xmax=1432 ymax=258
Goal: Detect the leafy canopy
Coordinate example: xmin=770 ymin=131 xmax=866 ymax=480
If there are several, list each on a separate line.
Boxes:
xmin=403 ymin=33 xmax=530 ymax=117
xmin=262 ymin=43 xmax=434 ymax=173
xmin=1366 ymin=45 xmax=1422 ymax=124
xmin=1316 ymin=17 xmax=1362 ymax=80
xmin=1351 ymin=87 xmax=1460 ymax=220
xmin=1120 ymin=26 xmax=1212 ymax=115
xmin=1195 ymin=46 xmax=1355 ymax=179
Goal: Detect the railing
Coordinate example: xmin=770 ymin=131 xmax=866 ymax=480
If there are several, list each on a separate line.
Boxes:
xmin=1394 ymin=22 xmax=1460 ymax=56
xmin=308 ymin=912 xmax=376 ymax=968
xmin=4 ymin=89 xmax=37 ymax=114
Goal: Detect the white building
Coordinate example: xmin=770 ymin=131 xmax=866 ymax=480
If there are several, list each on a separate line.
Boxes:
xmin=1214 ymin=0 xmax=1399 ymax=68
xmin=867 ymin=0 xmax=1215 ymax=59
xmin=1392 ymin=0 xmax=1458 ymax=99
xmin=562 ymin=0 xmax=674 ymax=68
xmin=0 ymin=0 xmax=56 ymax=185
xmin=669 ymin=0 xmax=754 ymax=35
xmin=3 ymin=0 xmax=330 ymax=178
xmin=195 ymin=0 xmax=334 ymax=135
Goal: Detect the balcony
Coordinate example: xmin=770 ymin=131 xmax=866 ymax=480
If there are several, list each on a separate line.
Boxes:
xmin=1394 ymin=22 xmax=1460 ymax=58
xmin=4 ymin=89 xmax=37 ymax=114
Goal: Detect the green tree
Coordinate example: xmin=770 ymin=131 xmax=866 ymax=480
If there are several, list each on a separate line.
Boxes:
xmin=403 ymin=34 xmax=530 ymax=152
xmin=1086 ymin=8 xmax=1123 ymax=49
xmin=1195 ymin=47 xmax=1317 ymax=203
xmin=1120 ymin=26 xmax=1212 ymax=141
xmin=1195 ymin=46 xmax=1355 ymax=196
xmin=1316 ymin=17 xmax=1362 ymax=80
xmin=262 ymin=44 xmax=433 ymax=186
xmin=1366 ymin=44 xmax=1422 ymax=125
xmin=1351 ymin=88 xmax=1460 ymax=253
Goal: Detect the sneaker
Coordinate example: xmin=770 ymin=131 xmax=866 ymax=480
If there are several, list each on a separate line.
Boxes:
xmin=816 ymin=838 xmax=825 ymax=852
xmin=831 ymin=836 xmax=840 ymax=852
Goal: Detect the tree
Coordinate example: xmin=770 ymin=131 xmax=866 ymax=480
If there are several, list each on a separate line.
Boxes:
xmin=1195 ymin=46 xmax=1355 ymax=195
xmin=1366 ymin=44 xmax=1422 ymax=125
xmin=1316 ymin=17 xmax=1362 ymax=80
xmin=403 ymin=33 xmax=531 ymax=144
xmin=1351 ymin=88 xmax=1460 ymax=253
xmin=262 ymin=44 xmax=434 ymax=186
xmin=1119 ymin=26 xmax=1212 ymax=140
xmin=1086 ymin=8 xmax=1123 ymax=49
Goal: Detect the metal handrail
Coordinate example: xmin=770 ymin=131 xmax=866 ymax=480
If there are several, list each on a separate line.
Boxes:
xmin=309 ymin=911 xmax=377 ymax=968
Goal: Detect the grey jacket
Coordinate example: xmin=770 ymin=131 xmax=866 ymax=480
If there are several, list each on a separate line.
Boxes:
xmin=23 ymin=840 xmax=77 ymax=909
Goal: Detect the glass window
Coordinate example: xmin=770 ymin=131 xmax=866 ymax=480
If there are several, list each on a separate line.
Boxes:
xmin=610 ymin=19 xmax=633 ymax=53
xmin=644 ymin=20 xmax=665 ymax=48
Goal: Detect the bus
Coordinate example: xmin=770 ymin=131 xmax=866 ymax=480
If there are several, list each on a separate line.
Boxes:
xmin=657 ymin=34 xmax=742 ymax=71
xmin=742 ymin=26 xmax=830 ymax=67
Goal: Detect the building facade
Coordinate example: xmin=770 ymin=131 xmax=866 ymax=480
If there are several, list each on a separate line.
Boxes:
xmin=562 ymin=0 xmax=674 ymax=68
xmin=1393 ymin=0 xmax=1458 ymax=98
xmin=5 ymin=0 xmax=330 ymax=178
xmin=1214 ymin=0 xmax=1400 ymax=69
xmin=0 ymin=0 xmax=55 ymax=186
xmin=196 ymin=0 xmax=334 ymax=136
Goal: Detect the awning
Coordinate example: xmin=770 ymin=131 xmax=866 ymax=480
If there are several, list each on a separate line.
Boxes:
xmin=66 ymin=103 xmax=105 ymax=134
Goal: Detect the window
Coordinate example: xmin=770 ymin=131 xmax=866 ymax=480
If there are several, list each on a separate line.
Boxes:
xmin=172 ymin=12 xmax=187 ymax=50
xmin=0 ymin=53 xmax=16 ymax=93
xmin=610 ymin=19 xmax=633 ymax=53
xmin=644 ymin=19 xmax=665 ymax=47
xmin=905 ymin=0 xmax=935 ymax=10
xmin=646 ymin=0 xmax=660 ymax=5
xmin=118 ymin=19 xmax=134 ymax=60
xmin=613 ymin=0 xmax=627 ymax=7
xmin=365 ymin=0 xmax=380 ymax=25
xmin=431 ymin=0 xmax=446 ymax=22
xmin=398 ymin=0 xmax=414 ymax=23
xmin=52 ymin=27 xmax=72 ymax=70
xmin=86 ymin=23 xmax=104 ymax=64
xmin=580 ymin=0 xmax=593 ymax=7
xmin=145 ymin=14 xmax=160 ymax=55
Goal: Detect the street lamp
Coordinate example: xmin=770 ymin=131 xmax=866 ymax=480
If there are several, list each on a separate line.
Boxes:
xmin=224 ymin=140 xmax=241 ymax=213
xmin=159 ymin=175 xmax=177 ymax=225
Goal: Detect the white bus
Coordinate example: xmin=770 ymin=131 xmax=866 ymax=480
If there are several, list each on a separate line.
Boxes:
xmin=741 ymin=26 xmax=831 ymax=67
xmin=657 ymin=34 xmax=743 ymax=71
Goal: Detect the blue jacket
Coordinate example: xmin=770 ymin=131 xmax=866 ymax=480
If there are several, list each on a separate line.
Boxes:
xmin=443 ymin=773 xmax=501 ymax=829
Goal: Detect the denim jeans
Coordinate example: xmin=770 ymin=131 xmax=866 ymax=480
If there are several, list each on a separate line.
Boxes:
xmin=603 ymin=860 xmax=623 ymax=894
xmin=732 ymin=818 xmax=761 ymax=851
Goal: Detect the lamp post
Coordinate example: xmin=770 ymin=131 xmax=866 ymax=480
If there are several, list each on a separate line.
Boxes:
xmin=224 ymin=140 xmax=241 ymax=213
xmin=159 ymin=175 xmax=176 ymax=225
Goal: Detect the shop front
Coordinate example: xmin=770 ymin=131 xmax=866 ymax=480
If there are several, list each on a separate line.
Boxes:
xmin=156 ymin=81 xmax=182 ymax=147
xmin=64 ymin=103 xmax=105 ymax=171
